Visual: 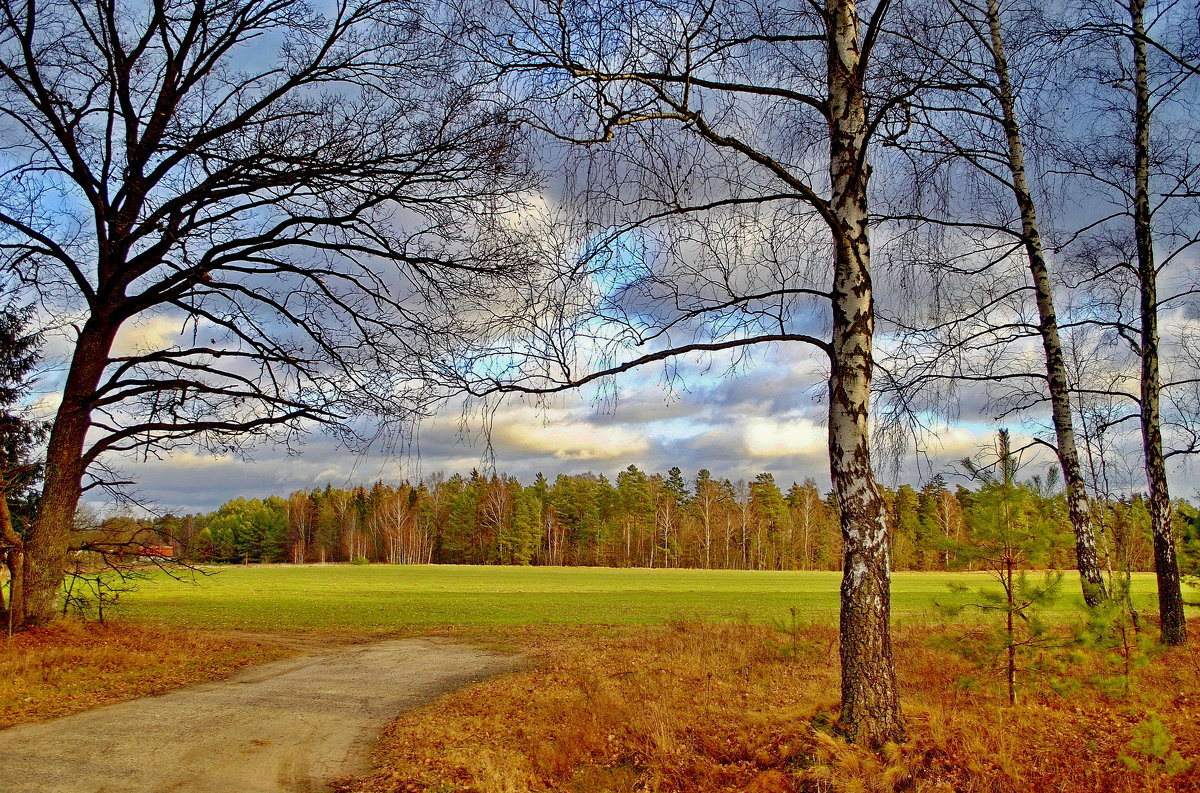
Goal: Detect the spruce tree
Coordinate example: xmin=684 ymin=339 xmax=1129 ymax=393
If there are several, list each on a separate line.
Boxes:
xmin=0 ymin=303 xmax=45 ymax=629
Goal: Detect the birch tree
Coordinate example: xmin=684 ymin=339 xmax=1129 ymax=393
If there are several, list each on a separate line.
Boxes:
xmin=450 ymin=0 xmax=933 ymax=745
xmin=879 ymin=0 xmax=1109 ymax=604
xmin=1056 ymin=0 xmax=1200 ymax=645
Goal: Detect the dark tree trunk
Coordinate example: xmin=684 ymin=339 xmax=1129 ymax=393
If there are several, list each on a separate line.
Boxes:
xmin=22 ymin=318 xmax=118 ymax=625
xmin=827 ymin=0 xmax=903 ymax=747
xmin=1 ymin=502 xmax=22 ymax=633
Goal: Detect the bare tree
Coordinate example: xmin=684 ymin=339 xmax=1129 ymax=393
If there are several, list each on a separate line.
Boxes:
xmin=1054 ymin=0 xmax=1200 ymax=645
xmin=0 ymin=0 xmax=531 ymax=625
xmin=874 ymin=0 xmax=1110 ymax=604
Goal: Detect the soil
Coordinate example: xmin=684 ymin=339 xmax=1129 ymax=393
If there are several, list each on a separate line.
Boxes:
xmin=0 ymin=637 xmax=520 ymax=793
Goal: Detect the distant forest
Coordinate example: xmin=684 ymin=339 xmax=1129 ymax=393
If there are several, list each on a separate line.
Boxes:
xmin=120 ymin=467 xmax=1200 ymax=573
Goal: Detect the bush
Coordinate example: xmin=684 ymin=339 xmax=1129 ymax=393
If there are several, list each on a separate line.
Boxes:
xmin=1121 ymin=714 xmax=1191 ymax=776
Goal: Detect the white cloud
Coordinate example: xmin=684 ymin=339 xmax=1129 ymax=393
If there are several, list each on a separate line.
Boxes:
xmin=918 ymin=423 xmax=998 ymax=458
xmin=494 ymin=419 xmax=650 ymax=460
xmin=743 ymin=417 xmax=826 ymax=458
xmin=111 ymin=315 xmax=192 ymax=356
xmin=153 ymin=450 xmax=239 ymax=469
xmin=29 ymin=392 xmax=62 ymax=420
xmin=61 ymin=305 xmax=1199 ymax=512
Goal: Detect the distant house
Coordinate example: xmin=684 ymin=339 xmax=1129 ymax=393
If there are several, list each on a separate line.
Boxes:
xmin=139 ymin=545 xmax=175 ymax=560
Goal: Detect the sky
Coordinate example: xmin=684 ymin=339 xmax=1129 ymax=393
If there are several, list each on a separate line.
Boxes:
xmin=25 ymin=291 xmax=1195 ymax=516
xmin=43 ymin=333 xmax=1097 ymax=516
xmin=32 ymin=257 xmax=1187 ymax=516
xmin=22 ymin=181 xmax=1200 ymax=517
xmin=12 ymin=0 xmax=1199 ymax=518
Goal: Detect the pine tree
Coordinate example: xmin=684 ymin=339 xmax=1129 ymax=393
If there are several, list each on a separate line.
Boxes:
xmin=508 ymin=486 xmax=542 ymax=565
xmin=0 ymin=302 xmax=44 ymax=629
xmin=749 ymin=473 xmax=788 ymax=569
xmin=890 ymin=485 xmax=923 ymax=571
xmin=943 ymin=430 xmax=1066 ymax=704
xmin=616 ymin=465 xmax=653 ymax=567
xmin=444 ymin=478 xmax=481 ymax=564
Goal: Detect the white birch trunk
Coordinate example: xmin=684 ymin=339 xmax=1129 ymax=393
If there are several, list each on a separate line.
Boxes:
xmin=983 ymin=0 xmax=1107 ymax=605
xmin=827 ymin=0 xmax=903 ymax=746
xmin=1129 ymin=0 xmax=1186 ymax=645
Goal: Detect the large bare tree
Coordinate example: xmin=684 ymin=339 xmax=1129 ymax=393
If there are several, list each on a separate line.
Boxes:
xmin=0 ymin=0 xmax=531 ymax=625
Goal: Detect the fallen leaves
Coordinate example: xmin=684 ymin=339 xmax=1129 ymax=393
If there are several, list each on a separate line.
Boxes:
xmin=343 ymin=619 xmax=1200 ymax=793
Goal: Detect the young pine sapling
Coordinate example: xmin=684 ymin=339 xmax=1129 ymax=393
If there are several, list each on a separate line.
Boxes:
xmin=938 ymin=430 xmax=1067 ymax=705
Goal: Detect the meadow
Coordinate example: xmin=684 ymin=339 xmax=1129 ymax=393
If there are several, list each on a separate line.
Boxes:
xmin=7 ymin=564 xmax=1200 ymax=792
xmin=115 ymin=564 xmax=1199 ymax=792
xmin=118 ymin=564 xmax=1171 ymax=633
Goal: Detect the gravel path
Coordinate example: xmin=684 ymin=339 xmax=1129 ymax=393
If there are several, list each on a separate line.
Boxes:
xmin=0 ymin=638 xmax=519 ymax=793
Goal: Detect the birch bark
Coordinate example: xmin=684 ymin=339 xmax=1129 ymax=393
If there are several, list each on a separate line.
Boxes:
xmin=983 ymin=0 xmax=1107 ymax=606
xmin=827 ymin=0 xmax=903 ymax=746
xmin=1129 ymin=0 xmax=1186 ymax=645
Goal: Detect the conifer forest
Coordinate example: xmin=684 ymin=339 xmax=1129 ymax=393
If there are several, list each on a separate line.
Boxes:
xmin=146 ymin=467 xmax=1200 ymax=574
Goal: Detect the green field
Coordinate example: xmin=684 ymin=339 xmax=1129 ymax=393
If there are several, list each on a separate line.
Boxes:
xmin=118 ymin=565 xmax=1176 ymax=633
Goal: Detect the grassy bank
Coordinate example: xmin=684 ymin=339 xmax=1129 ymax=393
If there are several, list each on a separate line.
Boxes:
xmin=0 ymin=621 xmax=291 ymax=728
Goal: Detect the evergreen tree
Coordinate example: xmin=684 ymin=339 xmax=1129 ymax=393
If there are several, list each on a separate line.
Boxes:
xmin=665 ymin=466 xmax=688 ymax=502
xmin=444 ymin=477 xmax=481 ymax=564
xmin=1176 ymin=502 xmax=1199 ymax=600
xmin=507 ymin=486 xmax=542 ymax=565
xmin=207 ymin=498 xmax=288 ymax=564
xmin=890 ymin=485 xmax=923 ymax=571
xmin=259 ymin=497 xmax=289 ymax=563
xmin=0 ymin=302 xmax=45 ymax=627
xmin=615 ymin=465 xmax=653 ymax=567
xmin=945 ymin=430 xmax=1066 ymax=704
xmin=748 ymin=473 xmax=788 ymax=569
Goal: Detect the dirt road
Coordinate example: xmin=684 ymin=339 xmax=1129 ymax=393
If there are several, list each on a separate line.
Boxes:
xmin=0 ymin=637 xmax=519 ymax=793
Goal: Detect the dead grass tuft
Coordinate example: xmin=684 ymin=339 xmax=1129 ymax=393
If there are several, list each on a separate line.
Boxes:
xmin=342 ymin=618 xmax=1200 ymax=793
xmin=0 ymin=619 xmax=293 ymax=728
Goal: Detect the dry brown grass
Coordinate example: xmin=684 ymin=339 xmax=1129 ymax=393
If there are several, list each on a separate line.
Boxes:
xmin=0 ymin=620 xmax=294 ymax=728
xmin=341 ymin=619 xmax=1200 ymax=793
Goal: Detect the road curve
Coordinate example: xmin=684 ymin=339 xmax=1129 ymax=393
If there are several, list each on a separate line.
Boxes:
xmin=0 ymin=638 xmax=519 ymax=793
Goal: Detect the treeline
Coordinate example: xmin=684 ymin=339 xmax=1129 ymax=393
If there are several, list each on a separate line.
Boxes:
xmin=139 ymin=466 xmax=1199 ymax=572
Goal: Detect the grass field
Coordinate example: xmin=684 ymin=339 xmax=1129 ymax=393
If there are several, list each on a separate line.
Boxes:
xmin=12 ymin=564 xmax=1199 ymax=792
xmin=117 ymin=564 xmax=1175 ymax=633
